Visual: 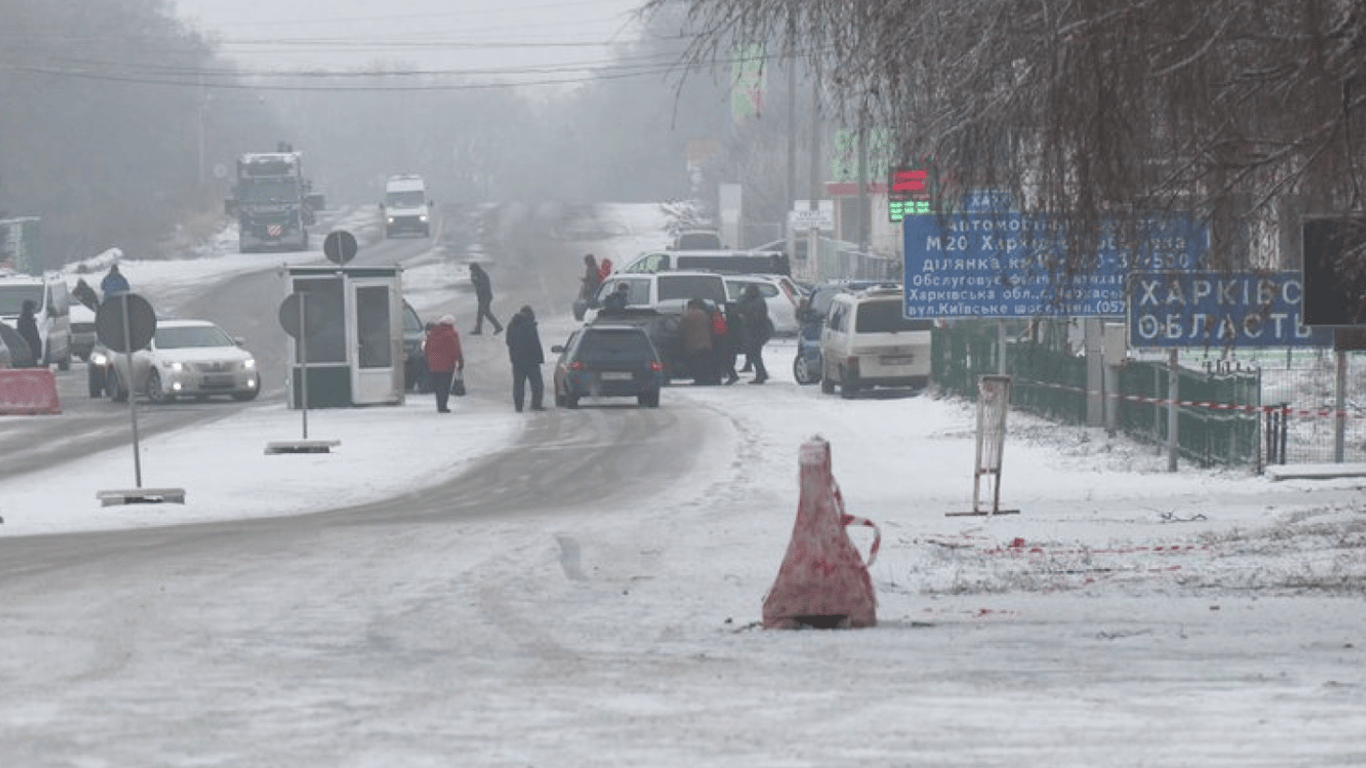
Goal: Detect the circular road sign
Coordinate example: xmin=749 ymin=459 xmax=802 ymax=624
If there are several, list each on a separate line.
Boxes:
xmin=277 ymin=292 xmax=332 ymax=339
xmin=95 ymin=293 xmax=157 ymax=353
xmin=323 ymin=229 xmax=358 ymax=265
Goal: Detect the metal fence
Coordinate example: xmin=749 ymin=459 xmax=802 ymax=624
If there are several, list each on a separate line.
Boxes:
xmin=932 ymin=321 xmax=1266 ymax=469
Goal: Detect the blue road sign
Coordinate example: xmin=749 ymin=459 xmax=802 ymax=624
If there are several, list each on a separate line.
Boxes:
xmin=903 ymin=212 xmax=1205 ymax=319
xmin=1128 ymin=271 xmax=1331 ymax=348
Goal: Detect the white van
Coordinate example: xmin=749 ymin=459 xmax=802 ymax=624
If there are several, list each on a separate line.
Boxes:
xmin=380 ymin=174 xmax=432 ymax=237
xmin=819 ymin=285 xmax=932 ymax=398
xmin=616 ymin=249 xmax=790 ymax=277
xmin=583 ymin=270 xmax=728 ymax=323
xmin=0 ymin=270 xmax=73 ymax=369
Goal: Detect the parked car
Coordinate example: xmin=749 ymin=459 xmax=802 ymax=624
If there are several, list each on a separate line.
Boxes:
xmin=722 ymin=274 xmax=802 ymax=336
xmin=402 ymin=300 xmax=430 ymax=392
xmin=670 ymin=228 xmax=724 ymax=250
xmin=552 ymin=324 xmax=665 ymax=408
xmin=69 ymin=302 xmax=97 ymax=362
xmin=614 ymin=249 xmax=790 ymax=277
xmin=0 ymin=270 xmax=72 ymax=370
xmin=94 ymin=318 xmax=260 ymax=403
xmin=792 ymin=281 xmax=893 ymax=385
xmin=583 ymin=270 xmax=728 ymax=324
xmin=820 ymin=285 xmax=933 ymax=398
xmin=0 ymin=320 xmax=35 ymax=368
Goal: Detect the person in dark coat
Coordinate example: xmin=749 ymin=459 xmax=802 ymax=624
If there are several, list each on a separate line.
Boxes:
xmin=423 ymin=314 xmax=464 ymax=413
xmin=468 ymin=262 xmax=503 ymax=335
xmin=100 ymin=264 xmax=130 ymax=297
xmin=505 ymin=305 xmax=546 ymax=412
xmin=580 ymin=254 xmax=603 ymax=301
xmin=600 ymin=282 xmax=630 ymax=314
xmin=16 ymin=300 xmax=43 ymax=367
xmin=737 ymin=284 xmax=771 ymax=384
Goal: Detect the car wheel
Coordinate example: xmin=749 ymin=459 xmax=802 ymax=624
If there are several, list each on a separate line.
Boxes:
xmin=793 ymin=355 xmax=819 ymax=386
xmin=146 ymin=370 xmax=170 ymax=404
xmin=641 ymin=390 xmax=660 ymax=408
xmin=820 ymin=371 xmax=835 ymax=395
xmin=565 ymin=391 xmax=580 ymax=409
xmin=232 ymin=388 xmax=259 ymax=402
xmin=88 ymin=365 xmax=105 ymax=398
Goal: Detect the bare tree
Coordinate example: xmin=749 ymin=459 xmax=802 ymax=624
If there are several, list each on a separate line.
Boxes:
xmin=651 ymin=0 xmax=1366 ymax=272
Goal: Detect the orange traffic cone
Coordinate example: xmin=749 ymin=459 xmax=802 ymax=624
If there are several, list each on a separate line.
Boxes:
xmin=762 ymin=436 xmax=880 ymax=629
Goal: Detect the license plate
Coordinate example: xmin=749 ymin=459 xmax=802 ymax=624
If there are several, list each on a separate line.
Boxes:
xmin=600 ymin=372 xmax=633 ymax=381
xmin=202 ymin=375 xmax=234 ymax=388
xmin=881 ymin=355 xmax=914 ymax=366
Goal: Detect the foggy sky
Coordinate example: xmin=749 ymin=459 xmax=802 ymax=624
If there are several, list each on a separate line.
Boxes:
xmin=171 ymin=0 xmax=646 ymax=81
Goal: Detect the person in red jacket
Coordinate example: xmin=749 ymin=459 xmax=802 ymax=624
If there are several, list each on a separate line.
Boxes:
xmin=423 ymin=314 xmax=464 ymax=413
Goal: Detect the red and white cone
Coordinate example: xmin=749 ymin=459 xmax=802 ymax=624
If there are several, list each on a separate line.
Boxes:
xmin=762 ymin=436 xmax=879 ymax=629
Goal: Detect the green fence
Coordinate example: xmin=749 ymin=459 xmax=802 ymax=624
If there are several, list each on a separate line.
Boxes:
xmin=932 ymin=320 xmax=1261 ymax=467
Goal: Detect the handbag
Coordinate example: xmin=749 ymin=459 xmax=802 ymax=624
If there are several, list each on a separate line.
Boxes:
xmin=450 ymin=369 xmax=467 ymax=397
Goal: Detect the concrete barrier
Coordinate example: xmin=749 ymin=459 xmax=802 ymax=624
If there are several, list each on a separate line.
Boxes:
xmin=0 ymin=369 xmax=62 ymax=415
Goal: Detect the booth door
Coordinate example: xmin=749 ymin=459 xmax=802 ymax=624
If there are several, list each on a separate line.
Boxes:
xmin=350 ymin=279 xmax=402 ymax=404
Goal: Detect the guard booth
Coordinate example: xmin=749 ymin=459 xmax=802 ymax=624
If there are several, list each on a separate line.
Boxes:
xmin=281 ymin=264 xmax=405 ymax=408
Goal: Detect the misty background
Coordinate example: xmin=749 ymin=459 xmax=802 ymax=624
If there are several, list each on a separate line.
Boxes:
xmin=0 ymin=0 xmax=822 ymax=266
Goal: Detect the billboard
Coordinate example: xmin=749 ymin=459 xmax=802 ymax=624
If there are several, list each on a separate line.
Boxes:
xmin=903 ymin=212 xmax=1205 ymax=319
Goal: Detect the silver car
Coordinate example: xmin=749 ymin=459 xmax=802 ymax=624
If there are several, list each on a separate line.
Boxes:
xmin=97 ymin=319 xmax=260 ymax=403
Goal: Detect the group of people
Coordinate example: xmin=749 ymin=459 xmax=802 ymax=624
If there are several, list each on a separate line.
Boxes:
xmin=421 ymin=261 xmax=547 ymax=414
xmin=680 ymin=283 xmax=772 ymax=386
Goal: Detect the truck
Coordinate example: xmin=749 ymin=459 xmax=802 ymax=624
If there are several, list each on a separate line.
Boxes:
xmin=226 ymin=146 xmax=325 ymax=253
xmin=380 ymin=174 xmax=432 ymax=238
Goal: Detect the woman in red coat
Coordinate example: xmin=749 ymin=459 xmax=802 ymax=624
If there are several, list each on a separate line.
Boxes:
xmin=424 ymin=314 xmax=464 ymax=413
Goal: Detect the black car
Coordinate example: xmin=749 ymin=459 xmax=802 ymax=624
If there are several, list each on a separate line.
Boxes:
xmin=552 ymin=324 xmax=665 ymax=408
xmin=402 ymin=300 xmax=430 ymax=392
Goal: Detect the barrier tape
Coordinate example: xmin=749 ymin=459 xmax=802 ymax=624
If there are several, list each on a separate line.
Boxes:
xmin=831 ymin=478 xmax=882 ymax=568
xmin=1014 ymin=376 xmax=1357 ymax=420
xmin=0 ymin=369 xmax=62 ymax=415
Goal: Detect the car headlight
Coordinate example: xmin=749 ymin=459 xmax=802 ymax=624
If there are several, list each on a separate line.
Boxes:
xmin=91 ymin=351 xmax=109 ymax=366
xmin=243 ymin=358 xmax=256 ymax=370
xmin=169 ymin=362 xmax=185 ymax=372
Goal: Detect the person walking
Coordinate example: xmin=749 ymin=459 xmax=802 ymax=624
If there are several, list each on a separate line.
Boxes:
xmin=680 ymin=298 xmax=715 ymax=385
xmin=505 ymin=305 xmax=545 ymax=412
xmin=469 ymin=262 xmax=503 ymax=335
xmin=580 ymin=254 xmax=603 ymax=302
xmin=100 ymin=263 xmax=129 ymax=297
xmin=17 ymin=299 xmax=43 ymax=367
xmin=423 ymin=315 xmax=464 ymax=413
xmin=738 ymin=283 xmax=772 ymax=384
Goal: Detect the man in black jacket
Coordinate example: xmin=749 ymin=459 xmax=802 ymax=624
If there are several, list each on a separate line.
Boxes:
xmin=505 ymin=305 xmax=545 ymax=411
xmin=469 ymin=262 xmax=503 ymax=335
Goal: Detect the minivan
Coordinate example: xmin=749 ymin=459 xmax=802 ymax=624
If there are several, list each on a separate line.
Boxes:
xmin=616 ymin=249 xmax=790 ymax=277
xmin=0 ymin=270 xmax=73 ymax=370
xmin=820 ymin=285 xmax=932 ymax=398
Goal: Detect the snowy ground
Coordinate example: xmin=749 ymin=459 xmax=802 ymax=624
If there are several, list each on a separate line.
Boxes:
xmin=2 ymin=204 xmax=1365 ymax=765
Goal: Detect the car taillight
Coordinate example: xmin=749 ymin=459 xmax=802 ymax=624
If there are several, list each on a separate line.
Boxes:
xmin=570 ymin=361 xmax=586 ymax=371
xmin=844 ymin=356 xmax=860 ymax=374
xmin=650 ymin=361 xmax=663 ymax=371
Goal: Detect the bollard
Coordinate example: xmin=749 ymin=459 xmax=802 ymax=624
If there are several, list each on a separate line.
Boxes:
xmin=762 ymin=436 xmax=879 ymax=629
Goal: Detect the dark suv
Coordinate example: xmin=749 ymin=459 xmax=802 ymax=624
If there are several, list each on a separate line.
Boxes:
xmin=552 ymin=324 xmax=664 ymax=408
